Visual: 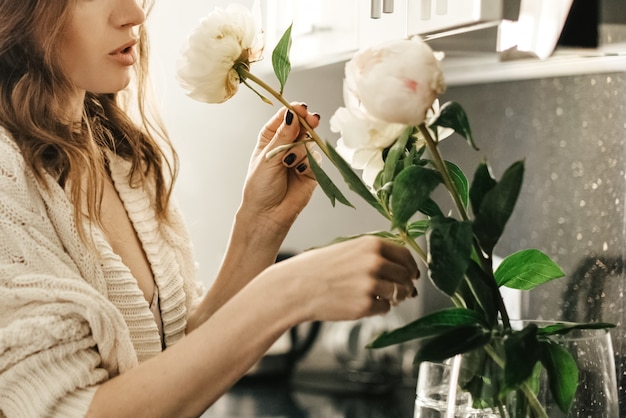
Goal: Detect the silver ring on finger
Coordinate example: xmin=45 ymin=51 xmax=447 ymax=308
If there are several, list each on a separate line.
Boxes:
xmin=390 ymin=283 xmax=399 ymax=306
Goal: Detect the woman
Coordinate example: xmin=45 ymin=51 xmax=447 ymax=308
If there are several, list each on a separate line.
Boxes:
xmin=0 ymin=0 xmax=419 ymax=417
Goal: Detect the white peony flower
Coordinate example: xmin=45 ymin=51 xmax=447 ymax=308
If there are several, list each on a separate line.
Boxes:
xmin=330 ymin=106 xmax=406 ymax=188
xmin=176 ymin=3 xmax=264 ymax=104
xmin=344 ymin=37 xmax=446 ymax=126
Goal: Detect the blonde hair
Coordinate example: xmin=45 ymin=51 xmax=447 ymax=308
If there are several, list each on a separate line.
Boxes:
xmin=0 ymin=0 xmax=178 ymax=241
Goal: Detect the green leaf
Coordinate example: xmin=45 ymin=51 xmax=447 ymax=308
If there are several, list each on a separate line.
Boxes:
xmin=469 ymin=161 xmax=497 ymax=217
xmin=462 ymin=351 xmax=503 ymax=409
xmin=324 ymin=141 xmax=387 ymax=217
xmin=407 ymin=219 xmax=429 ymax=240
xmin=272 ymin=24 xmax=292 ymax=94
xmin=460 ymin=260 xmax=497 ymax=325
xmin=473 ymin=160 xmax=524 ymax=255
xmin=537 ymin=322 xmax=616 ymax=336
xmin=540 ymin=340 xmax=579 ymax=414
xmin=429 ymin=101 xmax=478 ymax=150
xmin=419 ymin=197 xmax=444 ymax=217
xmin=445 ymin=161 xmax=469 ymax=209
xmin=505 ymin=364 xmax=542 ymax=417
xmin=414 ymin=325 xmax=491 ymax=363
xmin=428 ymin=217 xmax=474 ymax=296
xmin=306 ymin=148 xmax=353 ymax=208
xmin=368 ymin=308 xmax=487 ymax=348
xmin=382 ymin=127 xmax=413 ymax=185
xmin=504 ymin=324 xmax=541 ymax=387
xmin=391 ymin=166 xmax=442 ymax=227
xmin=495 ymin=249 xmax=565 ymax=290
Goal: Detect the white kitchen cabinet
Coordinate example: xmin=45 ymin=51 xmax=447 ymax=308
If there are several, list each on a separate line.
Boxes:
xmin=260 ymin=0 xmax=507 ymax=70
xmin=358 ymin=0 xmax=408 ymax=49
xmin=260 ymin=0 xmax=359 ymax=72
xmin=406 ymin=0 xmax=503 ymax=36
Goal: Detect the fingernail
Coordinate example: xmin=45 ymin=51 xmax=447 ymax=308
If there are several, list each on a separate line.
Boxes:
xmin=296 ymin=163 xmax=307 ymax=173
xmin=411 ymin=287 xmax=418 ymax=297
xmin=285 ymin=110 xmax=294 ymax=125
xmin=300 ymin=102 xmax=308 ymax=109
xmin=283 ymin=153 xmax=296 ymax=165
xmin=312 ymin=112 xmax=321 ymax=120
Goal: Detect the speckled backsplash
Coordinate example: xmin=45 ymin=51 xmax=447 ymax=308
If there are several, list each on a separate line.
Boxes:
xmin=434 ymin=72 xmax=626 ymax=410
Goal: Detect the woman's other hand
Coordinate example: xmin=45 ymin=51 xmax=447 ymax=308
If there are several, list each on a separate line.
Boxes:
xmin=257 ymin=236 xmax=420 ymax=323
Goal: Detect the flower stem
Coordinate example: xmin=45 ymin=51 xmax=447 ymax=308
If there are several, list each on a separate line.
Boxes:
xmin=419 ymin=124 xmax=512 ymax=331
xmin=399 ymin=229 xmax=427 ymax=261
xmin=418 ymin=124 xmax=468 ymax=221
xmin=238 ymin=66 xmax=330 ymax=156
xmin=482 ymin=344 xmax=549 ymax=418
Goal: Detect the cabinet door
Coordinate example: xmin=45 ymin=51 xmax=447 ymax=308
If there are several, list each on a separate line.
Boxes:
xmin=358 ymin=0 xmax=409 ymax=49
xmin=407 ymin=0 xmax=503 ymax=36
xmin=262 ymin=0 xmax=359 ymax=71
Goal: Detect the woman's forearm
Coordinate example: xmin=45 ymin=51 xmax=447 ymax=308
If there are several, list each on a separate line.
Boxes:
xmin=87 ymin=271 xmax=301 ymax=418
xmin=187 ymin=206 xmax=290 ymax=331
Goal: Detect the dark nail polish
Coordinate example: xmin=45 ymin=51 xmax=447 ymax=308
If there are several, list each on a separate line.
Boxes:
xmin=284 ymin=153 xmax=296 ymax=165
xmin=285 ymin=110 xmax=294 ymax=125
xmin=300 ymin=102 xmax=308 ymax=109
xmin=312 ymin=112 xmax=321 ymax=120
xmin=296 ymin=163 xmax=307 ymax=173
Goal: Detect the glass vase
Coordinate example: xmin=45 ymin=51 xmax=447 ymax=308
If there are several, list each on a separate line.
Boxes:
xmin=413 ymin=321 xmax=618 ymax=418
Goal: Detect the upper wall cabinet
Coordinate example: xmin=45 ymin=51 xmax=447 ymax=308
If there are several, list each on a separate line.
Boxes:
xmin=260 ymin=0 xmax=509 ymax=71
xmin=260 ymin=0 xmax=625 ymax=83
xmin=260 ymin=0 xmax=359 ymax=72
xmin=358 ymin=0 xmax=408 ymax=49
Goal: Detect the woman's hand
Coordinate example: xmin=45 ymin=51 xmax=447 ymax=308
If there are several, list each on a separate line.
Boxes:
xmin=240 ymin=103 xmax=321 ymax=234
xmin=192 ymin=103 xmax=323 ymax=326
xmin=258 ymin=236 xmax=420 ymax=323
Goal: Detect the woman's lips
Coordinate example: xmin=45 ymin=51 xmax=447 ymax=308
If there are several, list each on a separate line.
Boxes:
xmin=109 ymin=42 xmax=138 ymax=66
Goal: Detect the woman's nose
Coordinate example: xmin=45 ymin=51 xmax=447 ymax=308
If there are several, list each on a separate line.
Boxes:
xmin=112 ymin=0 xmax=146 ymax=28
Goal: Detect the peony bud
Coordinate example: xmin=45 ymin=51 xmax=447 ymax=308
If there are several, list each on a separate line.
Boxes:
xmin=344 ymin=37 xmax=446 ymax=126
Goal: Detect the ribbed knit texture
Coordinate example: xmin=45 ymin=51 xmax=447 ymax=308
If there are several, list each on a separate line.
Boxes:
xmin=0 ymin=127 xmax=203 ymax=417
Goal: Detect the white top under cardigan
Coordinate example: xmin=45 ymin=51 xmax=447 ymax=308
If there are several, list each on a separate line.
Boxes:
xmin=0 ymin=126 xmax=204 ymax=418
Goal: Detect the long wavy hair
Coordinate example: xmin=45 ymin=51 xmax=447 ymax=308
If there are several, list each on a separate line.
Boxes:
xmin=0 ymin=0 xmax=178 ymax=242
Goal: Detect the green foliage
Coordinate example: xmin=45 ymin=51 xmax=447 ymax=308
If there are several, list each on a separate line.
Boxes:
xmin=368 ymin=308 xmax=487 ymax=348
xmin=472 ymin=161 xmax=524 ymax=255
xmin=540 ymin=340 xmax=579 ymax=413
xmin=324 ymin=141 xmax=387 ymax=217
xmin=427 ymin=217 xmax=474 ymax=295
xmin=305 ymin=147 xmax=353 ymax=208
xmin=504 ymin=324 xmax=541 ymax=388
xmin=271 ymin=24 xmax=292 ymax=94
xmin=445 ymin=161 xmax=469 ymax=209
xmin=414 ymin=325 xmax=492 ymax=363
xmin=391 ymin=166 xmax=442 ymax=228
xmin=495 ymin=249 xmax=565 ymax=290
xmin=261 ymin=28 xmax=615 ymax=416
xmin=429 ymin=101 xmax=477 ymax=150
xmin=469 ymin=161 xmax=497 ymax=217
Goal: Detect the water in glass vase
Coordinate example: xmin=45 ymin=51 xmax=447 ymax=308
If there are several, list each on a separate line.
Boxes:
xmin=414 ymin=357 xmax=499 ymax=418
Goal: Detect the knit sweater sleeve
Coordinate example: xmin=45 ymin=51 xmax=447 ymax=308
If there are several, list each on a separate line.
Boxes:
xmin=0 ymin=130 xmax=138 ymax=418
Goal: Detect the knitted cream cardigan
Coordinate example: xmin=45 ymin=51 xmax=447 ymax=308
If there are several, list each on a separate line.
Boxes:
xmin=0 ymin=127 xmax=203 ymax=417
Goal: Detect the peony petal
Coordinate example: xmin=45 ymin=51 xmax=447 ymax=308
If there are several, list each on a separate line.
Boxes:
xmin=362 ymin=153 xmax=385 ymax=187
xmin=176 ymin=3 xmax=264 ymax=104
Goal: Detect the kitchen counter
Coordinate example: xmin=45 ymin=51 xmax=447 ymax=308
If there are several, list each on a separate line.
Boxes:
xmin=200 ymin=370 xmax=417 ymax=418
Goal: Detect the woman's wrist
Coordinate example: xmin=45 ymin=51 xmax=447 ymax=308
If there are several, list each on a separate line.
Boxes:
xmin=233 ymin=204 xmax=291 ymax=249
